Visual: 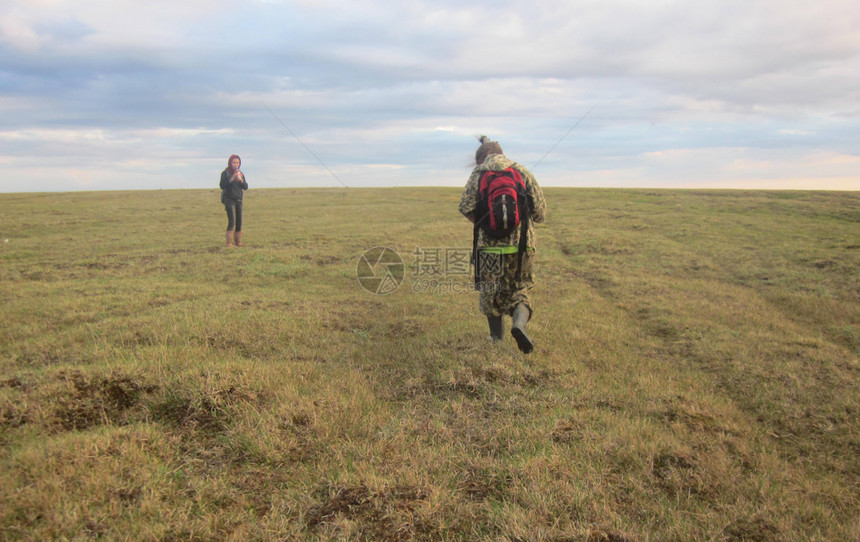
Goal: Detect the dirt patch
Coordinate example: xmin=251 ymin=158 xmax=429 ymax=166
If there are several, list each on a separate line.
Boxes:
xmin=0 ymin=403 xmax=30 ymax=431
xmin=305 ymin=483 xmax=428 ymax=541
xmin=1 ymin=377 xmax=28 ymax=390
xmin=51 ymin=371 xmax=157 ymax=432
xmin=306 ymin=485 xmax=371 ymax=526
xmin=114 ymin=487 xmax=143 ymax=504
xmin=586 ymin=529 xmax=634 ymax=542
xmin=149 ymin=385 xmax=254 ymax=432
xmin=457 ymin=465 xmax=512 ymax=501
xmin=653 ymin=451 xmax=695 ymax=477
xmin=551 ymin=419 xmax=592 ymax=445
xmin=150 ymin=392 xmax=221 ymax=430
xmin=651 ymin=451 xmax=709 ymax=498
xmin=810 ymin=259 xmax=836 ymax=269
xmin=277 ymin=411 xmax=320 ymax=463
xmin=723 ymin=516 xmax=781 ymax=541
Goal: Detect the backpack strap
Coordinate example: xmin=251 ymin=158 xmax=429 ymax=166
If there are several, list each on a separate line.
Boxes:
xmin=475 ymin=170 xmax=494 ymax=233
xmin=473 ymin=220 xmax=480 ymax=287
xmin=516 ymin=184 xmax=530 ymax=280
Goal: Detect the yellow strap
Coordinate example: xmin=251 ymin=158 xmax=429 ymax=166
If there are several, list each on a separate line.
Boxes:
xmin=479 ymin=246 xmax=519 ymax=255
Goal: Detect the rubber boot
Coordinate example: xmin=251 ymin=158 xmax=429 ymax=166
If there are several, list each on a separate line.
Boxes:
xmin=234 ymin=231 xmax=243 ymax=247
xmin=510 ymin=304 xmax=534 ymax=354
xmin=225 ymin=231 xmax=234 ymax=247
xmin=487 ymin=316 xmax=504 ymax=342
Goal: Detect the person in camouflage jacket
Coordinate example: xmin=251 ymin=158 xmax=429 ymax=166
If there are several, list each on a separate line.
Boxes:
xmin=459 ymin=136 xmax=546 ymax=353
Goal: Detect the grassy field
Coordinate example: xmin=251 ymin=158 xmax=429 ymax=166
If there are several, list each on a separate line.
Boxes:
xmin=0 ymin=187 xmax=858 ymax=541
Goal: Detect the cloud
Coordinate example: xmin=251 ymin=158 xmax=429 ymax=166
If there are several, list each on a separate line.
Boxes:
xmin=0 ymin=0 xmax=858 ymax=192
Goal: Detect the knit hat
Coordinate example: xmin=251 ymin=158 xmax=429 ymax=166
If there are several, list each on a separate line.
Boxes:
xmin=475 ymin=136 xmax=503 ymax=165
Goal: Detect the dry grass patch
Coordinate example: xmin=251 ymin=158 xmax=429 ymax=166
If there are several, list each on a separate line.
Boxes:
xmin=1 ymin=187 xmax=858 ymax=540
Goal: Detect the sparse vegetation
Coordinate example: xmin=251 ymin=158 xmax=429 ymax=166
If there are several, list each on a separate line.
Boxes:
xmin=1 ymin=187 xmax=858 ymax=540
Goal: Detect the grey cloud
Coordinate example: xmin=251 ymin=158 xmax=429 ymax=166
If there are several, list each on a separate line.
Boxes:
xmin=1 ymin=0 xmax=858 ymax=192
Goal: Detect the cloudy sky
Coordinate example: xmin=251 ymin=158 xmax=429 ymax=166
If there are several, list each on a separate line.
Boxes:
xmin=1 ymin=0 xmax=858 ymax=192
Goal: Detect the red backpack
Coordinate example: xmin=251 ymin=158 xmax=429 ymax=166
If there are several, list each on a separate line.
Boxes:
xmin=477 ymin=168 xmax=526 ymax=237
xmin=472 ymin=167 xmax=531 ymax=282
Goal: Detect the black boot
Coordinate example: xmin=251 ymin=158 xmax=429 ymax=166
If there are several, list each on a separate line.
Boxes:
xmin=510 ymin=304 xmax=534 ymax=354
xmin=487 ymin=316 xmax=504 ymax=342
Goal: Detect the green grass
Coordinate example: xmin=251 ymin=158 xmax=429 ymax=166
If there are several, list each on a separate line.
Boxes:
xmin=1 ymin=187 xmax=858 ymax=541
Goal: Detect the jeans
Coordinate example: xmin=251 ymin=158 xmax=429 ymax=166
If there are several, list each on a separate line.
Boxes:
xmin=224 ymin=199 xmax=243 ymax=232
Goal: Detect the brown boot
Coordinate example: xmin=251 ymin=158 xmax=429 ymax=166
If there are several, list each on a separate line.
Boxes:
xmin=234 ymin=231 xmax=243 ymax=247
xmin=225 ymin=231 xmax=234 ymax=247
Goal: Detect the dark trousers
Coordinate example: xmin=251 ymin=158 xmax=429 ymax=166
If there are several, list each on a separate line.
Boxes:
xmin=224 ymin=199 xmax=243 ymax=232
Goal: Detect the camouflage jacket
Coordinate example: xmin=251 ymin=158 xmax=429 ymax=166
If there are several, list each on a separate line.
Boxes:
xmin=459 ymin=154 xmax=546 ymax=250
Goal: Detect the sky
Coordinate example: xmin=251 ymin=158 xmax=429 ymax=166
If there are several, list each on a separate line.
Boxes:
xmin=1 ymin=0 xmax=859 ymax=193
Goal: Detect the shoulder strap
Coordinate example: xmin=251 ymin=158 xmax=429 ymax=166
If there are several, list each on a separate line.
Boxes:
xmin=516 ymin=181 xmax=530 ymax=280
xmin=473 ymin=220 xmax=481 ymax=286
